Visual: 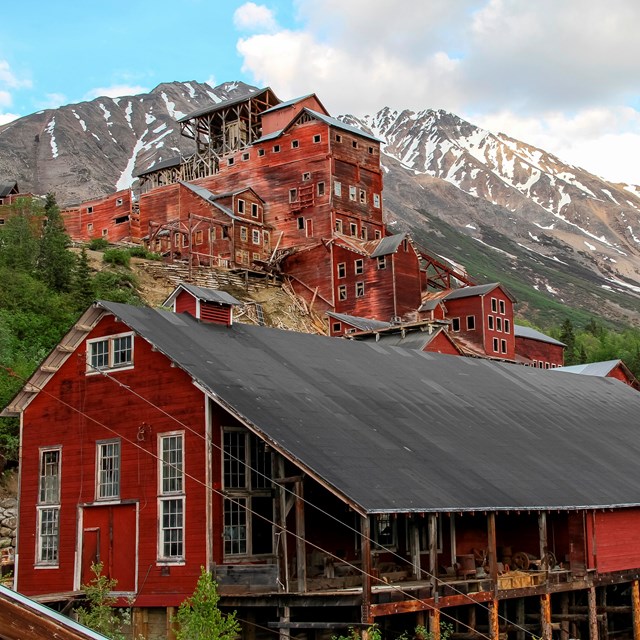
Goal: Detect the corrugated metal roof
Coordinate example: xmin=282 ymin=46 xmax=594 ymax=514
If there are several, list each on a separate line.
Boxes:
xmin=327 ymin=312 xmax=391 ymax=332
xmin=370 ymin=234 xmax=406 ymax=257
xmin=554 ymin=360 xmax=621 ymax=377
xmin=0 ymin=181 xmax=18 ymax=198
xmin=305 ymin=110 xmax=381 ymax=143
xmin=444 ymin=283 xmax=516 ymax=302
xmin=180 ymin=181 xmax=217 ymax=204
xmin=262 ymin=94 xmax=316 ymax=114
xmin=177 ymin=87 xmax=277 ymax=123
xmin=93 ymin=301 xmax=640 ymax=514
xmin=163 ymin=283 xmax=241 ymax=308
xmin=136 ymin=155 xmax=181 ymax=177
xmin=514 ymin=324 xmax=566 ymax=347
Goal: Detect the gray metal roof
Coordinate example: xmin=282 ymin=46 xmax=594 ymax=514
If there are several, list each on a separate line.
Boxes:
xmin=0 ymin=181 xmax=18 ymax=198
xmin=95 ymin=301 xmax=640 ymax=514
xmin=262 ymin=94 xmax=316 ymax=114
xmin=444 ymin=282 xmax=516 ymax=302
xmin=370 ymin=234 xmax=406 ymax=257
xmin=177 ymin=87 xmax=277 ymax=123
xmin=163 ymin=283 xmax=241 ymax=308
xmin=514 ymin=324 xmax=566 ymax=347
xmin=180 ymin=181 xmax=218 ymax=204
xmin=305 ymin=110 xmax=381 ymax=143
xmin=327 ymin=312 xmax=391 ymax=332
xmin=554 ymin=360 xmax=621 ymax=377
xmin=136 ymin=155 xmax=181 ymax=177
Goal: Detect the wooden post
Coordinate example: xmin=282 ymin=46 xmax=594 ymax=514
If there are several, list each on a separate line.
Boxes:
xmin=490 ymin=599 xmax=500 ymax=640
xmin=516 ymin=598 xmax=526 ymax=640
xmin=279 ymin=606 xmax=291 ymax=640
xmin=429 ymin=608 xmax=441 ymax=640
xmin=469 ymin=604 xmax=477 ymax=634
xmin=411 ymin=518 xmax=421 ymax=579
xmin=560 ymin=592 xmax=570 ymax=640
xmin=487 ymin=513 xmax=498 ymax=583
xmin=541 ymin=593 xmax=552 ymax=640
xmin=429 ymin=513 xmax=438 ymax=595
xmin=450 ymin=514 xmax=457 ymax=566
xmin=166 ymin=606 xmax=177 ymax=640
xmin=599 ymin=585 xmax=608 ymax=640
xmin=538 ymin=512 xmax=548 ymax=565
xmin=295 ymin=480 xmax=306 ymax=593
xmin=632 ymin=579 xmax=640 ymax=640
xmin=361 ymin=515 xmax=374 ymax=628
xmin=132 ymin=608 xmax=148 ymax=639
xmin=589 ymin=586 xmax=599 ymax=640
xmin=276 ymin=457 xmax=289 ymax=592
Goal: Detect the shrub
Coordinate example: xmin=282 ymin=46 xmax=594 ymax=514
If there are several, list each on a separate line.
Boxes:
xmin=88 ymin=238 xmax=109 ymax=251
xmin=103 ymin=249 xmax=130 ymax=268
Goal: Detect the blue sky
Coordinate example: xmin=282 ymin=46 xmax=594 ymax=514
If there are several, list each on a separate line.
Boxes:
xmin=2 ymin=0 xmax=640 ymax=184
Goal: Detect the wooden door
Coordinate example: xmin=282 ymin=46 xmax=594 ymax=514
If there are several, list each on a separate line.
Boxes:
xmin=80 ymin=504 xmax=137 ymax=591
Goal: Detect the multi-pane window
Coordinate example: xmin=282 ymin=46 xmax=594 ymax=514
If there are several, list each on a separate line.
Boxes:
xmin=354 ymin=259 xmax=364 ymax=275
xmin=374 ymin=514 xmax=396 ymax=549
xmin=37 ymin=448 xmax=61 ymax=565
xmin=240 ymin=226 xmax=248 ymax=241
xmin=355 ymin=282 xmax=365 ymax=297
xmin=87 ymin=333 xmax=134 ymax=372
xmin=97 ymin=440 xmax=120 ymax=500
xmin=334 ymin=181 xmax=342 ymax=197
xmin=373 ymin=194 xmax=381 ymax=208
xmin=159 ymin=433 xmax=185 ymax=561
xmin=349 ymin=186 xmax=357 ymax=201
xmin=467 ymin=316 xmax=476 ymax=330
xmin=377 ymin=256 xmax=386 ymax=270
xmin=337 ymin=263 xmax=346 ymax=278
xmin=338 ymin=285 xmax=347 ymax=301
xmin=223 ymin=429 xmax=273 ymax=557
xmin=252 ymin=229 xmax=260 ymax=245
xmin=335 ymin=219 xmax=343 ymax=233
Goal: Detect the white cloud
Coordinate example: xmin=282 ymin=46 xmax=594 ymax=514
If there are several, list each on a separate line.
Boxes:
xmin=83 ymin=84 xmax=149 ymax=101
xmin=205 ymin=75 xmax=217 ymax=88
xmin=233 ymin=2 xmax=278 ymax=32
xmin=0 ymin=60 xmax=31 ymax=90
xmin=0 ymin=112 xmax=20 ymax=126
xmin=39 ymin=93 xmax=67 ymax=109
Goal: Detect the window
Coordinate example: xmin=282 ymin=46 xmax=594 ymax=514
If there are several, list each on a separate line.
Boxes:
xmin=273 ymin=144 xmax=280 ymax=153
xmin=487 ymin=315 xmax=494 ymax=330
xmin=332 ymin=322 xmax=341 ymax=333
xmin=373 ymin=514 xmax=396 ymax=549
xmin=338 ymin=263 xmax=346 ymax=278
xmin=302 ymin=172 xmax=311 ymax=181
xmin=289 ymin=188 xmax=298 ymax=203
xmin=253 ymin=252 xmax=260 ymax=261
xmin=338 ymin=285 xmax=347 ymax=301
xmin=116 ymin=198 xmax=123 ymax=206
xmin=291 ymin=139 xmax=299 ymax=149
xmin=368 ymin=146 xmax=375 ymax=154
xmin=223 ymin=430 xmax=273 ymax=557
xmin=349 ymin=186 xmax=357 ymax=201
xmin=313 ymin=134 xmax=321 ymax=143
xmin=317 ymin=182 xmax=325 ymax=196
xmin=251 ymin=203 xmax=259 ymax=218
xmin=467 ymin=315 xmax=476 ymax=330
xmin=377 ymin=256 xmax=386 ymax=270
xmin=227 ymin=157 xmax=234 ymax=166
xmin=352 ymin=140 xmax=358 ymax=149
xmin=210 ymin=227 xmax=216 ymax=242
xmin=159 ymin=433 xmax=184 ymax=561
xmin=375 ymin=230 xmax=382 ymax=239
xmin=452 ymin=317 xmax=461 ymax=332
xmin=350 ymin=222 xmax=357 ymax=236
xmin=504 ymin=319 xmax=510 ymax=334
xmin=97 ymin=440 xmax=120 ymax=500
xmin=102 ymin=229 xmax=108 ymax=237
xmin=87 ymin=333 xmax=133 ymax=372
xmin=501 ymin=339 xmax=508 ymax=354
xmin=335 ymin=134 xmax=342 ymax=143
xmin=359 ymin=189 xmax=366 ymax=204
xmin=493 ymin=338 xmax=499 ymax=353
xmin=263 ymin=231 xmax=270 ymax=247
xmin=491 ymin=297 xmax=498 ymax=312
xmin=496 ymin=317 xmax=502 ymax=332
xmin=334 ymin=181 xmax=342 ymax=197
xmin=361 ymin=227 xmax=368 ymax=240
xmin=335 ymin=219 xmax=343 ymax=233
xmin=499 ymin=300 xmax=506 ymax=314
xmin=354 ymin=259 xmax=364 ymax=275
xmin=240 ymin=226 xmax=248 ymax=241
xmin=87 ymin=206 xmax=93 ymax=214
xmin=258 ymin=148 xmax=265 ymax=157
xmin=297 ymin=217 xmax=304 ymax=230
xmin=242 ymin=152 xmax=250 ymax=161
xmin=195 ymin=230 xmax=203 ymax=245
xmin=373 ymin=194 xmax=381 ymax=208
xmin=37 ymin=448 xmax=61 ymax=565
xmin=238 ymin=199 xmax=245 ymax=214
xmin=252 ymin=229 xmax=260 ymax=245
xmin=356 ymin=282 xmax=365 ymax=297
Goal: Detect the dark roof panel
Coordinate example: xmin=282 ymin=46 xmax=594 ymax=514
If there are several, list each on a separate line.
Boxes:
xmin=96 ymin=301 xmax=640 ymax=514
xmin=514 ymin=324 xmax=566 ymax=347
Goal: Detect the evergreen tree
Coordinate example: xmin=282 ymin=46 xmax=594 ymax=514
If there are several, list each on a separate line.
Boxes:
xmin=73 ymin=247 xmax=95 ymax=311
xmin=559 ymin=318 xmax=577 ymax=365
xmin=0 ymin=197 xmax=42 ymax=273
xmin=36 ymin=193 xmax=75 ymax=291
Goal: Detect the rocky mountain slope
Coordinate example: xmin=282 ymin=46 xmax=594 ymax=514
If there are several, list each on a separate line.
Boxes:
xmin=2 ymin=81 xmax=640 ymax=326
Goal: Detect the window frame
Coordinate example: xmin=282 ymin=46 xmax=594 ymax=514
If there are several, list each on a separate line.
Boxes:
xmin=96 ymin=439 xmax=121 ymax=501
xmin=158 ymin=432 xmax=185 ymax=563
xmin=466 ymin=315 xmax=476 ymax=331
xmin=354 ymin=259 xmax=364 ymax=275
xmin=338 ymin=285 xmax=347 ymax=301
xmin=355 ymin=281 xmax=365 ymax=298
xmin=491 ymin=297 xmax=498 ymax=312
xmin=499 ymin=299 xmax=506 ymax=314
xmin=377 ymin=256 xmax=386 ymax=270
xmin=349 ymin=186 xmax=357 ymax=201
xmin=240 ymin=226 xmax=248 ymax=242
xmin=36 ymin=447 xmax=61 ymax=567
xmin=86 ymin=332 xmax=134 ymax=374
xmin=373 ymin=193 xmax=381 ymax=208
xmin=334 ymin=181 xmax=342 ymax=197
xmin=451 ymin=317 xmax=461 ymax=332
xmin=252 ymin=229 xmax=261 ymax=245
xmin=337 ymin=262 xmax=346 ymax=279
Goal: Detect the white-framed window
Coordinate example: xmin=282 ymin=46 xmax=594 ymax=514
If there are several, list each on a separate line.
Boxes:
xmin=501 ymin=339 xmax=508 ymax=354
xmin=504 ymin=319 xmax=511 ymax=334
xmin=354 ymin=259 xmax=364 ymax=275
xmin=251 ymin=203 xmax=259 ymax=218
xmin=452 ymin=317 xmax=461 ymax=332
xmin=337 ymin=263 xmax=346 ymax=278
xmin=338 ymin=285 xmax=347 ymax=301
xmin=499 ymin=299 xmax=506 ymax=314
xmin=273 ymin=144 xmax=280 ymax=153
xmin=289 ymin=188 xmax=298 ymax=203
xmin=238 ymin=199 xmax=245 ymax=214
xmin=258 ymin=148 xmax=265 ymax=157
xmin=317 ymin=182 xmax=325 ymax=196
xmin=349 ymin=186 xmax=357 ymax=201
xmin=302 ymin=172 xmax=311 ymax=181
xmin=297 ymin=217 xmax=305 ymax=230
xmin=158 ymin=432 xmax=185 ymax=562
xmin=36 ymin=447 xmax=61 ymax=566
xmin=375 ymin=230 xmax=382 ymax=239
xmin=96 ymin=440 xmax=120 ymax=500
xmin=291 ymin=139 xmax=299 ymax=149
xmin=334 ymin=181 xmax=342 ymax=197
xmin=335 ymin=219 xmax=343 ymax=233
xmin=356 ymin=282 xmax=365 ymax=297
xmin=350 ymin=222 xmax=357 ymax=236
xmin=493 ymin=338 xmax=499 ymax=353
xmin=313 ymin=134 xmax=321 ymax=143
xmin=361 ymin=227 xmax=368 ymax=240
xmin=352 ymin=140 xmax=358 ymax=149
xmin=467 ymin=315 xmax=476 ymax=330
xmin=377 ymin=256 xmax=386 ymax=270
xmin=359 ymin=189 xmax=366 ymax=204
xmin=116 ymin=198 xmax=123 ymax=206
xmin=373 ymin=194 xmax=381 ymax=208
xmin=87 ymin=333 xmax=134 ymax=373
xmin=491 ymin=297 xmax=498 ymax=312
xmin=487 ymin=316 xmax=494 ymax=331
xmin=242 ymin=152 xmax=250 ymax=161
xmin=252 ymin=229 xmax=260 ymax=245
xmin=240 ymin=226 xmax=248 ymax=241
xmin=227 ymin=157 xmax=234 ymax=166
xmin=87 ymin=206 xmax=93 ymax=214
xmin=335 ymin=133 xmax=342 ymax=143
xmin=222 ymin=429 xmax=273 ymax=558
xmin=263 ymin=231 xmax=270 ymax=247
xmin=496 ymin=317 xmax=502 ymax=332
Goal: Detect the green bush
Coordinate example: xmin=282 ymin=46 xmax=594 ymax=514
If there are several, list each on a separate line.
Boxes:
xmin=88 ymin=238 xmax=109 ymax=251
xmin=103 ymin=249 xmax=130 ymax=268
xmin=128 ymin=246 xmax=163 ymax=260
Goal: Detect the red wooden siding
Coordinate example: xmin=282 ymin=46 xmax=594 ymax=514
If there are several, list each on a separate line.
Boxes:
xmin=175 ymin=290 xmax=197 ymax=316
xmin=423 ymin=331 xmax=460 ymax=356
xmin=592 ymin=509 xmax=640 ymax=573
xmin=515 ymin=337 xmax=564 ymax=368
xmin=200 ymin=302 xmax=232 ymax=325
xmin=261 ymin=96 xmax=328 ymax=135
xmin=62 ymin=190 xmax=131 ymax=242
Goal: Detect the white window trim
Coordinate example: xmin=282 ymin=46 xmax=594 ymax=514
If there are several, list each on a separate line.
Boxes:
xmin=36 ymin=506 xmax=60 ymax=568
xmin=86 ymin=332 xmax=134 ymax=374
xmin=96 ymin=439 xmax=121 ymax=501
xmin=158 ymin=432 xmax=185 ymax=564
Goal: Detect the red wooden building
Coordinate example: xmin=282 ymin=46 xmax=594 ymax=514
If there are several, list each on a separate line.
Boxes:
xmin=514 ymin=324 xmax=565 ymax=368
xmin=554 ymin=359 xmax=640 ymax=389
xmin=7 ymin=285 xmax=640 ymax=639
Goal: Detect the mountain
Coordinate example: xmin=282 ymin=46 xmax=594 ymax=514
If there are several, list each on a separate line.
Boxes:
xmin=2 ymin=81 xmax=640 ymax=326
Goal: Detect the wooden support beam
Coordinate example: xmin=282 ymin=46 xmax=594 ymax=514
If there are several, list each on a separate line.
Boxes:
xmin=632 ymin=580 xmax=640 ymax=640
xmin=489 ymin=599 xmax=499 ymax=640
xmin=541 ymin=593 xmax=552 ymax=640
xmin=589 ymin=586 xmax=599 ymax=640
xmin=430 ymin=607 xmax=441 ymax=640
xmin=429 ymin=513 xmax=438 ymax=594
xmin=370 ymin=592 xmax=494 ymax=618
xmin=361 ymin=515 xmax=373 ymax=625
xmin=539 ymin=512 xmax=548 ymax=565
xmin=561 ymin=592 xmax=570 ymax=640
xmin=487 ymin=513 xmax=498 ymax=583
xmin=295 ymin=480 xmax=306 ymax=593
xmin=275 ymin=458 xmax=289 ymax=592
xmin=516 ymin=598 xmax=526 ymax=640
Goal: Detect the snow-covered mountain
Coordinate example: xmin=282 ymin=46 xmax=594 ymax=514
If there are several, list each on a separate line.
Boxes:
xmin=3 ymin=81 xmax=640 ymax=324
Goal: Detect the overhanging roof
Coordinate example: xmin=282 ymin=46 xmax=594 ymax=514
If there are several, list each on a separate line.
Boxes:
xmin=514 ymin=324 xmax=566 ymax=347
xmin=50 ymin=301 xmax=640 ymax=515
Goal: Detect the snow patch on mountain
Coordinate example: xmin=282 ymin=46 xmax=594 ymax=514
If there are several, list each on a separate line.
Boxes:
xmin=117 ymin=130 xmax=148 ymax=191
xmin=45 ymin=118 xmax=58 ymax=159
xmin=99 ymin=104 xmax=112 ymax=125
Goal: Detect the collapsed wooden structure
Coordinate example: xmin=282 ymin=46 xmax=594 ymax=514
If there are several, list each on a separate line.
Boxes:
xmin=5 ymin=284 xmax=640 ymax=639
